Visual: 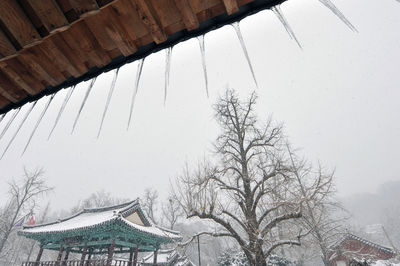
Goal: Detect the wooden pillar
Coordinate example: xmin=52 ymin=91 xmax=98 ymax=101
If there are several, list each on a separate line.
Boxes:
xmin=63 ymin=248 xmax=70 ymax=265
xmin=128 ymin=248 xmax=134 ymax=266
xmin=107 ymin=240 xmax=115 ymax=266
xmin=80 ymin=244 xmax=87 ymax=266
xmin=153 ymin=249 xmax=158 ymax=266
xmin=133 ymin=245 xmax=138 ymax=266
xmin=35 ymin=247 xmax=43 ymax=266
xmin=85 ymin=252 xmax=92 ymax=266
xmin=56 ymin=246 xmax=64 ymax=265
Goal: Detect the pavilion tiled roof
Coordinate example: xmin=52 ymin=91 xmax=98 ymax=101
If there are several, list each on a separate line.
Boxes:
xmin=20 ymin=199 xmax=182 ymax=241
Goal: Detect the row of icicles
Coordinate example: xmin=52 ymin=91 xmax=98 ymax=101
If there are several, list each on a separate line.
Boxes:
xmin=0 ymin=0 xmax=358 ymax=159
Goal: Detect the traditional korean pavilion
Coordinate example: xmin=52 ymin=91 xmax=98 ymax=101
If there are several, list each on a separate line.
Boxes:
xmin=18 ymin=199 xmax=182 ymax=266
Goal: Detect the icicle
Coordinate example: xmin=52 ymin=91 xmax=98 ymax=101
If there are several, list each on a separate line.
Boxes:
xmin=0 ymin=108 xmax=21 ymax=142
xmin=272 ymin=6 xmax=302 ymax=49
xmin=22 ymin=94 xmax=55 ymax=155
xmin=1 ymin=102 xmax=37 ymax=160
xmin=164 ymin=47 xmax=173 ymax=106
xmin=0 ymin=113 xmax=5 ymax=125
xmin=127 ymin=58 xmax=145 ymax=130
xmin=197 ymin=35 xmax=209 ymax=98
xmin=72 ymin=78 xmax=97 ymax=134
xmin=48 ymin=86 xmax=76 ymax=140
xmin=318 ymin=0 xmax=357 ymax=32
xmin=232 ymin=22 xmax=259 ymax=89
xmin=97 ymin=68 xmax=120 ymax=138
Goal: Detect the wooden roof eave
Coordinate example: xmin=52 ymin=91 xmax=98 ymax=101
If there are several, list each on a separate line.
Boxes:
xmin=0 ymin=0 xmax=286 ymax=115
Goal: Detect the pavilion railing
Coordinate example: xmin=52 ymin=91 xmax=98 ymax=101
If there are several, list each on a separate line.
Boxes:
xmin=22 ymin=259 xmax=132 ymax=266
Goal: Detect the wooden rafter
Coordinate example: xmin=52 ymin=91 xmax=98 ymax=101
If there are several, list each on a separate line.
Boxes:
xmin=0 ymin=0 xmax=286 ymax=114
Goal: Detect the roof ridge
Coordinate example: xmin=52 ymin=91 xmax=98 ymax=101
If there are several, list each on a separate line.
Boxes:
xmin=83 ymin=199 xmax=138 ymax=213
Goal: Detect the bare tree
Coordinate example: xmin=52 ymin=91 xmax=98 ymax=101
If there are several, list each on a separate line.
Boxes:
xmin=174 ymin=90 xmax=336 ymax=265
xmin=141 ymin=188 xmax=159 ymax=223
xmin=162 ymin=195 xmax=184 ymax=230
xmin=287 ymin=146 xmax=347 ymax=266
xmin=0 ymin=169 xmax=51 ymax=258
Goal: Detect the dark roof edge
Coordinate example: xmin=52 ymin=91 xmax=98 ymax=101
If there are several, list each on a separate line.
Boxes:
xmin=0 ymin=0 xmax=286 ymax=115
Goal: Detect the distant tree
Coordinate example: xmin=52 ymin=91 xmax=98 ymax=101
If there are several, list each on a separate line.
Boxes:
xmin=141 ymin=188 xmax=159 ymax=223
xmin=0 ymin=169 xmax=51 ymax=258
xmin=174 ymin=90 xmax=332 ymax=265
xmin=70 ymin=190 xmax=129 ymax=214
xmin=287 ymin=146 xmax=347 ymax=265
xmin=162 ymin=195 xmax=184 ymax=230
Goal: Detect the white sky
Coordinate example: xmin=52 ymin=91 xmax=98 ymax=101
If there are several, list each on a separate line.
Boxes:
xmin=0 ymin=0 xmax=399 ymax=211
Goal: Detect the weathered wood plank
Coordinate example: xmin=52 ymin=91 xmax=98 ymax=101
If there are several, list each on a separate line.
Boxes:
xmin=19 ymin=52 xmax=59 ymax=86
xmin=68 ymin=0 xmax=100 ymax=18
xmin=26 ymin=0 xmax=70 ymax=33
xmin=102 ymin=6 xmax=137 ymax=56
xmin=0 ymin=71 xmax=28 ymax=102
xmin=0 ymin=29 xmax=17 ymax=60
xmin=174 ymin=0 xmax=199 ymax=30
xmin=50 ymin=34 xmax=88 ymax=75
xmin=131 ymin=0 xmax=167 ymax=44
xmin=39 ymin=38 xmax=81 ymax=77
xmin=222 ymin=0 xmax=239 ymax=15
xmin=26 ymin=46 xmax=67 ymax=82
xmin=56 ymin=29 xmax=96 ymax=70
xmin=0 ymin=94 xmax=9 ymax=108
xmin=70 ymin=21 xmax=111 ymax=67
xmin=0 ymin=60 xmax=42 ymax=94
xmin=0 ymin=61 xmax=33 ymax=94
xmin=0 ymin=0 xmax=42 ymax=48
xmin=84 ymin=13 xmax=118 ymax=51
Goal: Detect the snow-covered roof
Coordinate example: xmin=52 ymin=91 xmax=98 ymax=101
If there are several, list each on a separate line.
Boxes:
xmin=20 ymin=200 xmax=182 ymax=241
xmin=329 ymin=233 xmax=395 ymax=255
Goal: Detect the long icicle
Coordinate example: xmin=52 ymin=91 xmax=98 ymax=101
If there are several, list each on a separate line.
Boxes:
xmin=127 ymin=58 xmax=145 ymax=130
xmin=272 ymin=6 xmax=302 ymax=49
xmin=232 ymin=22 xmax=259 ymax=89
xmin=1 ymin=102 xmax=37 ymax=159
xmin=72 ymin=78 xmax=97 ymax=134
xmin=197 ymin=35 xmax=209 ymax=98
xmin=48 ymin=85 xmax=76 ymax=140
xmin=22 ymin=94 xmax=56 ymax=155
xmin=318 ymin=0 xmax=357 ymax=32
xmin=164 ymin=47 xmax=173 ymax=106
xmin=0 ymin=108 xmax=21 ymax=141
xmin=97 ymin=68 xmax=120 ymax=138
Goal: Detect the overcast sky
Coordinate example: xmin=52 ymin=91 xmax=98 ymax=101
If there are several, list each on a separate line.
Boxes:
xmin=0 ymin=0 xmax=399 ymax=211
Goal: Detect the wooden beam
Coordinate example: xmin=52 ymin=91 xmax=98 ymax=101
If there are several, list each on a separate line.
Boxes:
xmin=0 ymin=60 xmax=42 ymax=95
xmin=26 ymin=46 xmax=66 ymax=83
xmin=0 ymin=94 xmax=9 ymax=108
xmin=174 ymin=0 xmax=199 ymax=31
xmin=39 ymin=38 xmax=82 ymax=77
xmin=49 ymin=35 xmax=88 ymax=75
xmin=102 ymin=7 xmax=137 ymax=56
xmin=0 ymin=69 xmax=28 ymax=101
xmin=131 ymin=0 xmax=167 ymax=44
xmin=0 ymin=29 xmax=17 ymax=60
xmin=0 ymin=0 xmax=42 ymax=48
xmin=222 ymin=0 xmax=239 ymax=15
xmin=0 ymin=61 xmax=33 ymax=94
xmin=84 ymin=13 xmax=118 ymax=52
xmin=68 ymin=0 xmax=100 ymax=18
xmin=69 ymin=21 xmax=111 ymax=67
xmin=19 ymin=51 xmax=59 ymax=86
xmin=26 ymin=0 xmax=70 ymax=33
